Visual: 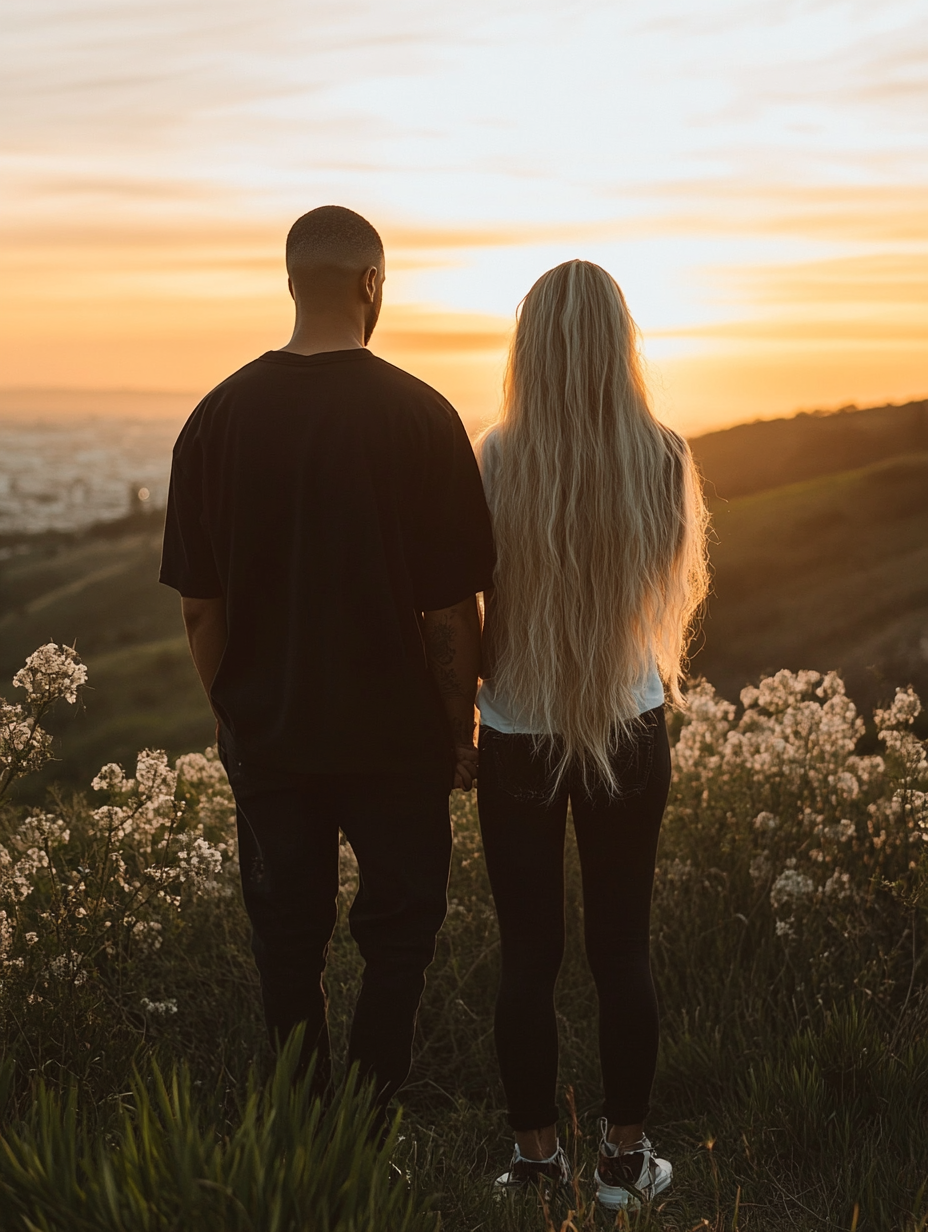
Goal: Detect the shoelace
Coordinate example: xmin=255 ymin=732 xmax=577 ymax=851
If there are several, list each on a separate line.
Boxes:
xmin=598 ymin=1117 xmax=650 ymax=1158
xmin=598 ymin=1120 xmax=658 ymax=1193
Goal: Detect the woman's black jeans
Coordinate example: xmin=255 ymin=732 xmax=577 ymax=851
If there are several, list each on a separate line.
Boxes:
xmin=477 ymin=707 xmax=671 ymax=1131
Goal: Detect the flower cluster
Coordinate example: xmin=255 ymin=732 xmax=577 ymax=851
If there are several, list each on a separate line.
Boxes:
xmin=666 ymin=668 xmax=928 ymax=940
xmin=13 ymin=643 xmax=87 ymax=706
xmin=1 ymin=644 xmax=87 ymax=797
xmin=0 ymin=649 xmax=241 ymax=1035
xmin=140 ymin=996 xmax=178 ymax=1018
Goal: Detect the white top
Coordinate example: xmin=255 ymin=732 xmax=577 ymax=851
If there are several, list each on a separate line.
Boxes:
xmin=475 ymin=429 xmax=665 ymax=735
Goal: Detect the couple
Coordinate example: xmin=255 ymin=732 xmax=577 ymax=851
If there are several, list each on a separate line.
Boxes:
xmin=160 ymin=206 xmax=708 ymax=1211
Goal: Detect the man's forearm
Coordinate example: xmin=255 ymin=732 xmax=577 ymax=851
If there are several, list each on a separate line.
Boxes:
xmin=423 ymin=596 xmax=481 ymax=747
xmin=181 ymin=596 xmax=228 ymax=714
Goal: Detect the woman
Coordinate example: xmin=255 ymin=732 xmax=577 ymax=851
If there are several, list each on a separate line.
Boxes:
xmin=477 ymin=260 xmax=709 ymax=1210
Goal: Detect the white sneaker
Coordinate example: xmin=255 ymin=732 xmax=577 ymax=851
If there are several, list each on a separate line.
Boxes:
xmin=494 ymin=1142 xmax=572 ymax=1195
xmin=593 ymin=1121 xmax=672 ymax=1210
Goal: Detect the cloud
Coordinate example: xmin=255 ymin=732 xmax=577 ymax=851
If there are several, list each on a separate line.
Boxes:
xmin=733 ymin=252 xmax=928 ymax=306
xmin=649 ymin=251 xmax=928 ymax=351
xmin=606 ymin=181 xmax=928 ymax=244
xmin=652 ymin=320 xmax=928 ymax=344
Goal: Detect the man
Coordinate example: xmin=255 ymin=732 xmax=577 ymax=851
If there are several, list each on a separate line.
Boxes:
xmin=159 ymin=205 xmax=495 ymax=1106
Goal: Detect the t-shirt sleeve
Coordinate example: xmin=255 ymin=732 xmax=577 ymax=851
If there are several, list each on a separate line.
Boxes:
xmin=159 ymin=434 xmax=223 ymax=599
xmin=414 ymin=411 xmax=497 ymax=611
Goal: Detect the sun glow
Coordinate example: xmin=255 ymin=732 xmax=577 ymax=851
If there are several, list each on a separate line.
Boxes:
xmin=2 ymin=0 xmax=925 ymax=435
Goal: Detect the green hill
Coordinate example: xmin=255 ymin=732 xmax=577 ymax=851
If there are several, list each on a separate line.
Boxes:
xmin=689 ymin=398 xmax=928 ymax=499
xmin=0 ymin=516 xmax=215 ymax=796
xmin=690 ymin=452 xmax=928 ymax=709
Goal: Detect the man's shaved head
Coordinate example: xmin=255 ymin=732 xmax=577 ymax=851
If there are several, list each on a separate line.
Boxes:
xmin=286 ymin=205 xmax=384 ymax=277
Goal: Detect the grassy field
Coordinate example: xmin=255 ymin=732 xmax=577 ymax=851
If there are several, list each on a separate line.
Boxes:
xmin=0 ymin=650 xmax=926 ymax=1230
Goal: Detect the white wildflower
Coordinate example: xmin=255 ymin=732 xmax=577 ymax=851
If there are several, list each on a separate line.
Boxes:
xmin=129 ymin=920 xmax=163 ymax=951
xmin=12 ymin=814 xmax=70 ymax=852
xmin=770 ymin=868 xmax=815 ymax=911
xmin=13 ymin=644 xmax=87 ymax=705
xmin=147 ymin=831 xmax=224 ymax=895
xmin=749 ymin=853 xmax=772 ymax=884
xmin=339 ymin=838 xmax=359 ymax=896
xmin=823 ymin=871 xmax=852 ymax=899
xmin=175 ymin=748 xmax=229 ymax=791
xmin=823 ymin=818 xmax=856 ymax=843
xmin=0 ymin=911 xmax=13 ymax=961
xmin=875 ymin=687 xmax=922 ymax=731
xmin=752 ymin=669 xmax=821 ymax=715
xmin=92 ymin=763 xmax=129 ymax=793
xmin=775 ymin=917 xmax=796 ymax=938
xmin=665 ymin=858 xmax=694 ymax=883
xmin=45 ymin=950 xmax=87 ymax=987
xmin=91 ymin=803 xmax=136 ymax=843
xmin=753 ymin=811 xmax=779 ymax=831
xmin=815 ymin=671 xmax=846 ymax=700
xmin=140 ymin=996 xmax=178 ymax=1017
xmin=135 ymin=749 xmax=177 ymax=803
xmin=0 ymin=705 xmax=53 ymax=774
xmin=832 ymin=772 xmax=860 ymax=800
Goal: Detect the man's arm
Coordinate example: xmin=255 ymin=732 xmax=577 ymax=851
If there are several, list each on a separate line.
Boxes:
xmin=423 ymin=594 xmax=481 ymax=790
xmin=181 ymin=596 xmax=227 ymax=721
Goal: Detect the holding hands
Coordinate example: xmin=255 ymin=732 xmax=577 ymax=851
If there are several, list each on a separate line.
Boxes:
xmin=454 ymin=743 xmax=479 ymax=792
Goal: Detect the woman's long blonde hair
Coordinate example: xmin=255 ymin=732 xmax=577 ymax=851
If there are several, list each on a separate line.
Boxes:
xmin=481 ymin=259 xmax=709 ymax=789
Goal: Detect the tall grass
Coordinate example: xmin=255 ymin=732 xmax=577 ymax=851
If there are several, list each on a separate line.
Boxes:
xmin=1 ymin=647 xmax=927 ymax=1229
xmin=0 ymin=1042 xmax=435 ymax=1232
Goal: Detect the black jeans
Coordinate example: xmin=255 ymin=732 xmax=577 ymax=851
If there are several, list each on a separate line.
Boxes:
xmin=477 ymin=708 xmax=671 ymax=1131
xmin=221 ymin=736 xmax=453 ymax=1105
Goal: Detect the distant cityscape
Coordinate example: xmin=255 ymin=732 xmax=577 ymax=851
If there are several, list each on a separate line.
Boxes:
xmin=0 ymin=417 xmax=181 ymax=534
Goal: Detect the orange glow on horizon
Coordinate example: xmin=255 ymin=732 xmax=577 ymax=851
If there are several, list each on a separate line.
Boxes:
xmin=3 ymin=2 xmax=925 ymax=436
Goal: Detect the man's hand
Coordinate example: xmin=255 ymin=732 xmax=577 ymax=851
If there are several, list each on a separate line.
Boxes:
xmin=454 ymin=743 xmax=479 ymax=791
xmin=423 ymin=596 xmax=481 ymax=789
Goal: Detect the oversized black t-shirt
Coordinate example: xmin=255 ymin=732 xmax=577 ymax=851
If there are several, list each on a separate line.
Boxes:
xmin=160 ymin=348 xmax=496 ymax=776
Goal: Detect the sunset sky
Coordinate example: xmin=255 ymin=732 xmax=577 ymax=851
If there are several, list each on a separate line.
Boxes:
xmin=2 ymin=0 xmax=926 ymax=435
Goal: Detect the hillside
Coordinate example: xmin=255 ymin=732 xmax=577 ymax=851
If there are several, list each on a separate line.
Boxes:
xmin=690 ymin=452 xmax=928 ymax=709
xmin=0 ymin=516 xmax=214 ymax=796
xmin=689 ymin=398 xmax=928 ymax=499
xmin=1 ymin=429 xmax=926 ymax=797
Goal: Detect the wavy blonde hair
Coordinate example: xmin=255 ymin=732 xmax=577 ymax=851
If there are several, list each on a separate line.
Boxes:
xmin=481 ymin=260 xmax=709 ymax=789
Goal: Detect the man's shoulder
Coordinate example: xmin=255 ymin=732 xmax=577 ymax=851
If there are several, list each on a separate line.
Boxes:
xmin=198 ymin=356 xmax=273 ymax=406
xmin=365 ymin=354 xmax=459 ymax=421
xmin=170 ymin=358 xmax=270 ymax=458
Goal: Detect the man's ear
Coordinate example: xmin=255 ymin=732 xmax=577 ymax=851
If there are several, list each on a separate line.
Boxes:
xmin=287 ymin=276 xmax=295 ymax=301
xmin=363 ymin=265 xmax=379 ymax=303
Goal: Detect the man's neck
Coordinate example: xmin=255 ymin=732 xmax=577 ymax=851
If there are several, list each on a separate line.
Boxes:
xmin=279 ymin=313 xmax=367 ymax=357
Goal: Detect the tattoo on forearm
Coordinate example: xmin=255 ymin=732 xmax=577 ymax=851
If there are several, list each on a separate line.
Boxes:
xmin=425 ymin=610 xmax=477 ymax=747
xmin=425 ymin=616 xmax=466 ymax=699
xmin=425 ymin=617 xmax=475 ymax=746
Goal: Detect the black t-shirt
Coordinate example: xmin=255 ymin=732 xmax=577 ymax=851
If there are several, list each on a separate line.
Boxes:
xmin=159 ymin=348 xmax=496 ymax=776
